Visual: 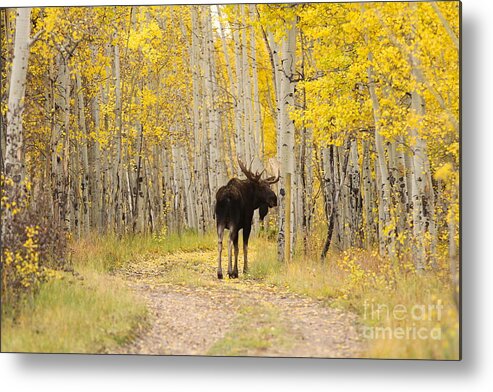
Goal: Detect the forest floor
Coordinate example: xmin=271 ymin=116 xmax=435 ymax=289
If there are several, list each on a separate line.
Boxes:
xmin=112 ymin=247 xmax=365 ymax=357
xmin=3 ymin=232 xmax=458 ymax=359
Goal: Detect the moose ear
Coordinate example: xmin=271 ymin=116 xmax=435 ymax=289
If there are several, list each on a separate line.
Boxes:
xmin=259 ymin=204 xmax=269 ymax=221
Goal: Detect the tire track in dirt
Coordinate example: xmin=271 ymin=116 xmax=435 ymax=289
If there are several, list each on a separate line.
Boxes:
xmin=114 ymin=251 xmax=366 ymax=358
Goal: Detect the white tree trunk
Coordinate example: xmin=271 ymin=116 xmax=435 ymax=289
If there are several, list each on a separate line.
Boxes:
xmin=216 ymin=5 xmax=240 ymax=178
xmin=241 ymin=4 xmax=254 ymax=164
xmin=112 ymin=40 xmax=123 ymax=232
xmin=249 ymin=4 xmax=263 ymax=159
xmin=75 ymin=71 xmax=90 ymax=233
xmin=277 ymin=19 xmax=297 ymax=261
xmin=3 ymin=8 xmax=32 ymax=244
xmin=361 ymin=139 xmax=375 ymax=248
xmin=171 ymin=144 xmax=183 ymax=232
xmin=233 ymin=7 xmax=245 ymax=167
xmin=4 ymin=7 xmax=31 ymax=183
xmin=367 ymin=54 xmax=396 ymax=259
xmin=409 ymin=4 xmax=432 ymax=269
xmin=205 ymin=7 xmax=221 ymax=195
xmin=90 ymin=49 xmax=103 ymax=232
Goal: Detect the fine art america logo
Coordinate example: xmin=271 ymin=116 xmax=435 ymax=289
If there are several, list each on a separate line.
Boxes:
xmin=362 ymin=300 xmax=444 ymax=340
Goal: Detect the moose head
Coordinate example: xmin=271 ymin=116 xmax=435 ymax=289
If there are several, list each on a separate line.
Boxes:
xmin=238 ymin=158 xmax=279 ymax=216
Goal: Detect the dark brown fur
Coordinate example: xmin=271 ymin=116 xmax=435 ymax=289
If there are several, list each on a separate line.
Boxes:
xmin=214 ymin=168 xmax=278 ymax=279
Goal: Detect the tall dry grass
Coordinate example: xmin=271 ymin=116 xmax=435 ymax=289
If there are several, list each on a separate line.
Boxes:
xmin=248 ymin=235 xmax=459 ymax=360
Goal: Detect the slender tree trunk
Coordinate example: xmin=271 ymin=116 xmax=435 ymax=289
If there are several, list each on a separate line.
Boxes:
xmin=348 ymin=139 xmax=363 ymax=247
xmin=250 ymin=5 xmax=263 ymax=159
xmin=233 ymin=7 xmax=245 ymax=166
xmin=409 ymin=3 xmax=431 ymax=269
xmin=4 ymin=8 xmax=30 ymax=184
xmin=2 ymin=8 xmax=31 ymax=245
xmin=1 ymin=9 xmax=14 ymax=169
xmin=367 ymin=53 xmax=396 ymax=259
xmin=75 ymin=71 xmax=90 ymax=233
xmin=321 ymin=139 xmax=351 ymax=260
xmin=361 ymin=139 xmax=375 ymax=248
xmin=113 ymin=41 xmax=123 ymax=233
xmin=277 ymin=19 xmax=297 ymax=262
xmin=90 ymin=54 xmax=103 ymax=232
xmin=205 ymin=7 xmax=221 ymax=195
xmin=216 ymin=5 xmax=240 ymax=178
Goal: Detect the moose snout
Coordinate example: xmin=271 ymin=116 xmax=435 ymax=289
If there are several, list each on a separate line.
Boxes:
xmin=268 ymin=196 xmax=278 ymax=208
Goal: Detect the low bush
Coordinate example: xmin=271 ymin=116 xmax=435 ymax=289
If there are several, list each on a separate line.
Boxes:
xmin=1 ymin=176 xmax=69 ymax=315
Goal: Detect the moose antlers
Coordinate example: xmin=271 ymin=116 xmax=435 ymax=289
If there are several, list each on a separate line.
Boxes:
xmin=264 ymin=173 xmax=280 ymax=185
xmin=237 ymin=156 xmax=280 ymax=184
xmin=238 ymin=157 xmax=264 ymax=182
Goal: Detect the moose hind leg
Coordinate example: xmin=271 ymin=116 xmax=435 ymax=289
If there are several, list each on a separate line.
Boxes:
xmin=232 ymin=231 xmax=239 ymax=279
xmin=217 ymin=225 xmax=225 ymax=279
xmin=227 ymin=228 xmax=234 ymax=278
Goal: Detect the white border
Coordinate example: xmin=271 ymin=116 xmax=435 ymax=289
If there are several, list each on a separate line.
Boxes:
xmin=2 ymin=0 xmax=492 ymax=391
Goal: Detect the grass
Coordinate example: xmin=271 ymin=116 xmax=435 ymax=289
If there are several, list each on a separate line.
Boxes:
xmin=1 ymin=229 xmax=216 ymax=354
xmin=1 ymin=270 xmax=146 ymax=353
xmin=248 ymin=238 xmax=343 ymax=300
xmin=70 ymin=230 xmax=216 ymax=272
xmin=108 ymin=228 xmax=458 ymax=359
xmin=207 ymin=303 xmax=292 ymax=356
xmin=79 ymin=228 xmax=459 ymax=360
xmin=1 ymin=228 xmax=459 ymax=359
xmin=135 ymin=249 xmax=218 ymax=288
xmin=247 ymin=235 xmax=460 ymax=360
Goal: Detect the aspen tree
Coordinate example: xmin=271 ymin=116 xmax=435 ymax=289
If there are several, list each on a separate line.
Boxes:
xmin=3 ymin=8 xmax=32 ymax=244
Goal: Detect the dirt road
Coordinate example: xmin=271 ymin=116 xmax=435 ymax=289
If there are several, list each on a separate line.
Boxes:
xmin=115 ymin=249 xmax=365 ymax=358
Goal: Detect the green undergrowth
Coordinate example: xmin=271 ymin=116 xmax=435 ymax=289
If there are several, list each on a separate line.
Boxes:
xmin=1 ymin=269 xmax=146 ymax=353
xmin=247 ymin=235 xmax=460 ymax=360
xmin=1 ymin=230 xmax=161 ymax=353
xmin=105 ymin=229 xmax=458 ymax=359
xmin=92 ymin=229 xmax=460 ymax=360
xmin=72 ymin=230 xmax=216 ymax=272
xmin=2 ymin=229 xmax=458 ymax=359
xmin=207 ymin=303 xmax=292 ymax=356
xmin=1 ymin=230 xmax=216 ymax=353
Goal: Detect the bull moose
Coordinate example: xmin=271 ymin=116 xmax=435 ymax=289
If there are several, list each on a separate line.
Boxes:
xmin=214 ymin=158 xmax=279 ymax=279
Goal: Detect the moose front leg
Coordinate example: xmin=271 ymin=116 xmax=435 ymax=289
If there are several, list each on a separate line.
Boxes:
xmin=243 ymin=225 xmax=251 ymax=274
xmin=230 ymin=230 xmax=239 ymax=279
xmin=217 ymin=225 xmax=225 ymax=279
